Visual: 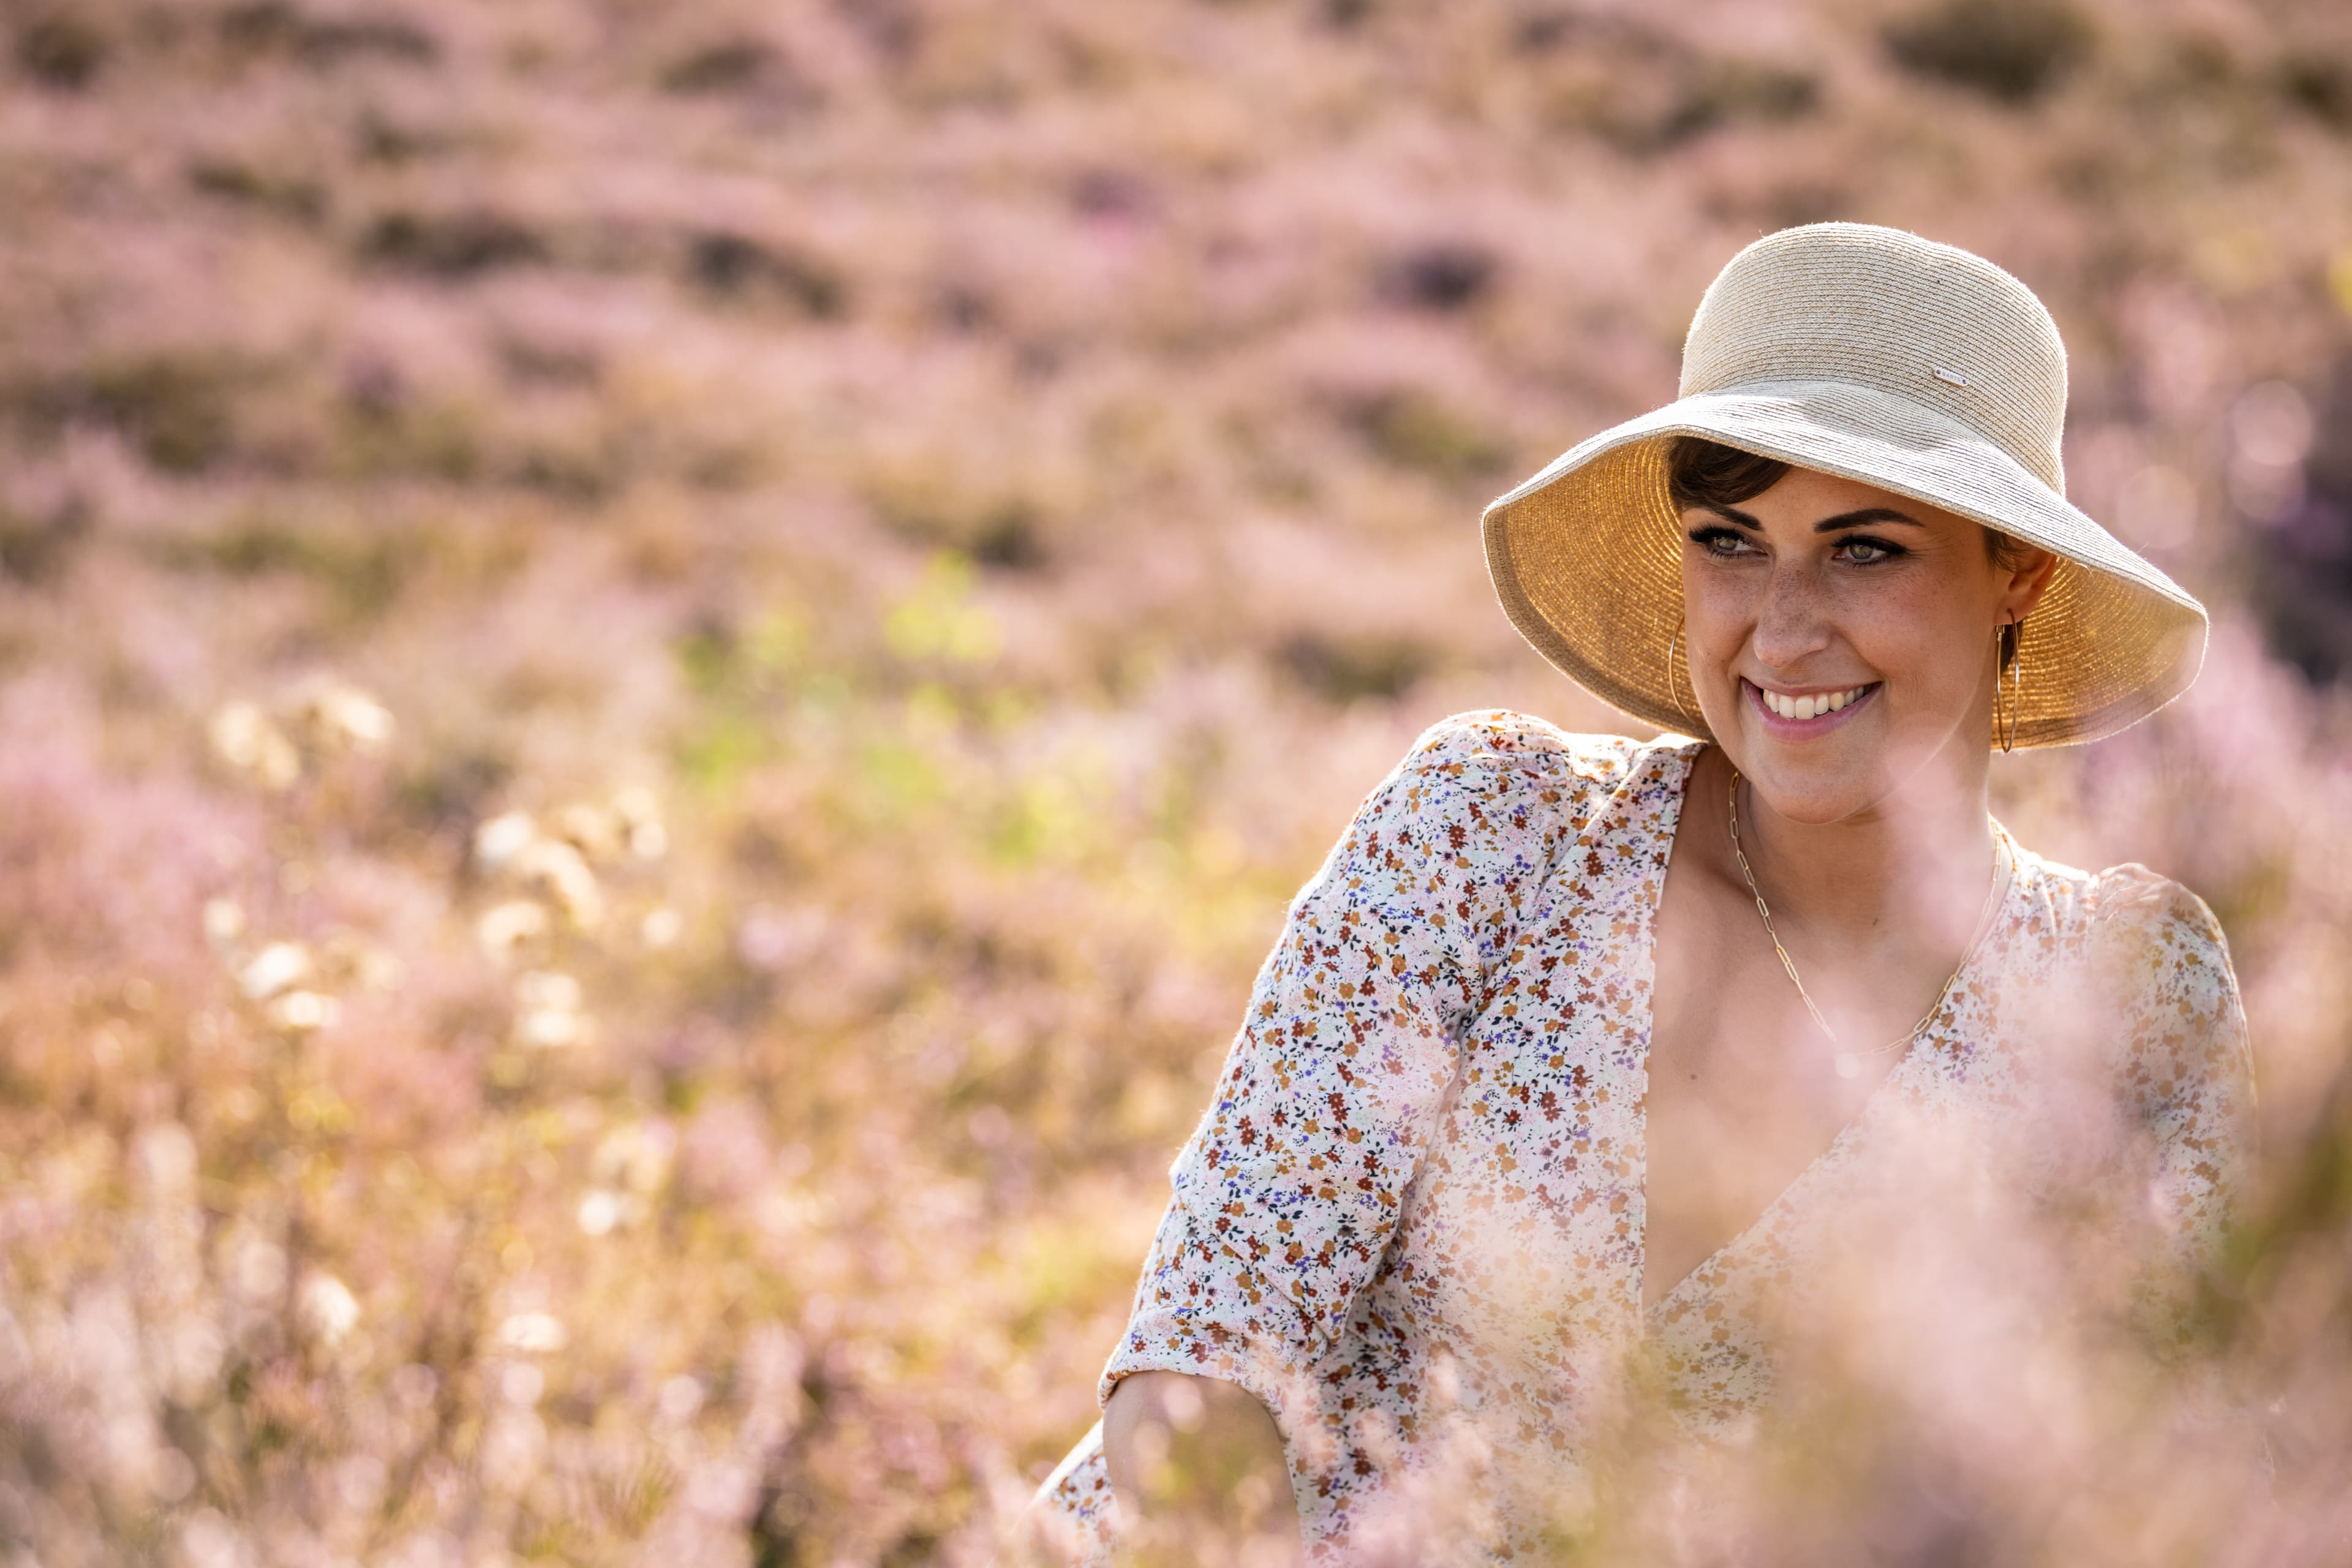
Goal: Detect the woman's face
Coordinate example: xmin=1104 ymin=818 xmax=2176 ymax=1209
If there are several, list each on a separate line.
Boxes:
xmin=1678 ymin=466 xmax=2057 ymax=824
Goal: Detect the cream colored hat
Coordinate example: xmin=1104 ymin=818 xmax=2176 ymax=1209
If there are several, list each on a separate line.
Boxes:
xmin=1482 ymin=222 xmax=2207 ymax=748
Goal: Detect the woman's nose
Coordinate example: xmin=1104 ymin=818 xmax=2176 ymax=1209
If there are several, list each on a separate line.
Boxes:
xmin=1749 ymin=564 xmax=1833 ymax=668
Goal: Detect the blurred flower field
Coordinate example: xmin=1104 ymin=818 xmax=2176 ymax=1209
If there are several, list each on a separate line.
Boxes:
xmin=5 ymin=0 xmax=2352 ymax=1562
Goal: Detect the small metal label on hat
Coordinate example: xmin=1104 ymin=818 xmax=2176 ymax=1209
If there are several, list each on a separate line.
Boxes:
xmin=1932 ymin=366 xmax=1969 ymax=387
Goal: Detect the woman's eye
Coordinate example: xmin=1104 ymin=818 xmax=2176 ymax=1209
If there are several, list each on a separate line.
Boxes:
xmin=1689 ymin=527 xmax=1757 ymax=558
xmin=1837 ymin=537 xmax=1902 ymax=564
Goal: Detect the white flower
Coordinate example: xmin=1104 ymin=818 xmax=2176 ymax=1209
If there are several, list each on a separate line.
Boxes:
xmin=472 ymin=811 xmax=538 ymax=871
xmin=202 ymin=897 xmax=246 ymax=949
xmin=266 ymin=990 xmax=340 ymax=1032
xmin=639 ymin=906 xmax=683 ymax=949
xmin=515 ymin=1009 xmax=579 ymax=1049
xmin=514 ymin=970 xmax=584 ymax=1049
xmin=236 ymin=942 xmax=311 ymax=1001
xmin=612 ymin=785 xmax=667 ymax=859
xmin=497 ymin=1311 xmax=567 ymax=1354
xmin=551 ymin=801 xmax=623 ymax=862
xmin=476 ymin=900 xmax=550 ymax=957
xmin=208 ymin=703 xmax=298 ymax=790
xmin=514 ymin=839 xmax=603 ymax=927
xmin=300 ymin=1274 xmax=361 ymax=1345
xmin=576 ymin=1189 xmax=624 ymax=1237
xmin=290 ymin=677 xmax=394 ymax=752
xmin=592 ymin=1123 xmax=676 ymax=1194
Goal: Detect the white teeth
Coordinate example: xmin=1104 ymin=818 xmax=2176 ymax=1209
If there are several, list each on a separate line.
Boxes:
xmin=1762 ymin=684 xmax=1869 ymax=720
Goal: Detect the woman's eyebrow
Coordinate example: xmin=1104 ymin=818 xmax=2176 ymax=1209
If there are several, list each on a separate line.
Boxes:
xmin=1813 ymin=507 xmax=1924 ymax=532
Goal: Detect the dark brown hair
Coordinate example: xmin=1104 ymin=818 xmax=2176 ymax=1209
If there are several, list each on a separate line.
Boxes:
xmin=1665 ymin=435 xmax=1789 ymax=514
xmin=1664 ymin=435 xmax=2026 ymax=572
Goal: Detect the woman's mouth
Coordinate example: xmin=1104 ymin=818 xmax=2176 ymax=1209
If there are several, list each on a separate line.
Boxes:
xmin=1745 ymin=679 xmax=1879 ymax=728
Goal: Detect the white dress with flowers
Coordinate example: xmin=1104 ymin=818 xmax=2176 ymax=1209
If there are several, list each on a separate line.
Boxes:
xmin=1019 ymin=711 xmax=2253 ymax=1564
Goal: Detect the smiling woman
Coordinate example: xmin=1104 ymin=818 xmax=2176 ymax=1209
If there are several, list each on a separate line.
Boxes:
xmin=1015 ymin=225 xmax=2255 ymax=1566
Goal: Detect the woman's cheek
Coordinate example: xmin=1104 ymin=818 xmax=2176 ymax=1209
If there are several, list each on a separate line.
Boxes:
xmin=1850 ymin=600 xmax=1981 ymax=723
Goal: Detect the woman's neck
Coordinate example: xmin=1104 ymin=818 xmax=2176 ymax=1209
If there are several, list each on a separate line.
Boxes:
xmin=1702 ymin=741 xmax=2000 ymax=959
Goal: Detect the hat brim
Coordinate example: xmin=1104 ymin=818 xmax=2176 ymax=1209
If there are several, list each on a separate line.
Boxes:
xmin=1482 ymin=380 xmax=2209 ymax=748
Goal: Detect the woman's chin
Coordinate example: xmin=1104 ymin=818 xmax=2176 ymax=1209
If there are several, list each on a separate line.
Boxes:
xmin=1725 ymin=719 xmax=1901 ymax=824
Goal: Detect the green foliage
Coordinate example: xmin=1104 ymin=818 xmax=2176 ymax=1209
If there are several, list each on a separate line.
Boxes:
xmin=883 ymin=556 xmax=1002 ymax=666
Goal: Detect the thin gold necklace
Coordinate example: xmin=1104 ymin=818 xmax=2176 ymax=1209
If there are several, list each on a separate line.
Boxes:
xmin=1726 ymin=771 xmax=2011 ymax=1080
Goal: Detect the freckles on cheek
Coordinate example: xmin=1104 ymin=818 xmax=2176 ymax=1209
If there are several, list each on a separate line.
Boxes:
xmin=1847 ymin=589 xmax=1980 ymax=703
xmin=1681 ymin=606 xmax=1746 ymax=692
xmin=1678 ymin=574 xmax=1746 ymax=659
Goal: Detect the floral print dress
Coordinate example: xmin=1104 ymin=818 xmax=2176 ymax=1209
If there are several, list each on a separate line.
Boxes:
xmin=1019 ymin=712 xmax=2253 ymax=1564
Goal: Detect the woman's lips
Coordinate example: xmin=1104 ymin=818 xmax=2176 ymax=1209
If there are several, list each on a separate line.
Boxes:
xmin=1744 ymin=678 xmax=1880 ymax=734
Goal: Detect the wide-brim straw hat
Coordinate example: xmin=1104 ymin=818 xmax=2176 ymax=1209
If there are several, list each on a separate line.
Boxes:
xmin=1482 ymin=222 xmax=2207 ymax=748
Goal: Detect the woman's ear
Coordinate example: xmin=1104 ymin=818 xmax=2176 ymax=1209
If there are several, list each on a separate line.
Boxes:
xmin=2002 ymin=545 xmax=2060 ymax=625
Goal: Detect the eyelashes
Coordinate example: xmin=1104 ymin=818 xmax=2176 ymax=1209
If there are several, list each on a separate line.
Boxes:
xmin=1687 ymin=526 xmax=1753 ymax=557
xmin=1685 ymin=527 xmax=1910 ymax=564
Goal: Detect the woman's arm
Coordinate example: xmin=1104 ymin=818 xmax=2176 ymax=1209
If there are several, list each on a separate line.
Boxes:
xmin=2098 ymin=870 xmax=2257 ymax=1334
xmin=1101 ymin=1372 xmax=1302 ymax=1567
xmin=1095 ymin=714 xmax=1581 ymax=1550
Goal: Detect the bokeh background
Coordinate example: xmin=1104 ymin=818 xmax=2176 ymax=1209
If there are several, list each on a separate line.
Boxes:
xmin=6 ymin=0 xmax=2352 ymax=1562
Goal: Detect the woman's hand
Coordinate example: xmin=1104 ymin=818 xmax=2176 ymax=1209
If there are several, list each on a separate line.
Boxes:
xmin=1101 ymin=1371 xmax=1303 ymax=1567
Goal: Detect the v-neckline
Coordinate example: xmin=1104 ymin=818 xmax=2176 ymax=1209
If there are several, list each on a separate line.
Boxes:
xmin=1629 ymin=739 xmax=2010 ymax=1322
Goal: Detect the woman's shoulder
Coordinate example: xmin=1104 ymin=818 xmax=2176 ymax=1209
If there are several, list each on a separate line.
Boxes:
xmin=2013 ymin=848 xmax=2241 ymax=1020
xmin=2016 ymin=849 xmax=2228 ymax=946
xmin=1395 ymin=709 xmax=1685 ymax=794
xmin=1325 ymin=712 xmax=1680 ymax=944
xmin=1332 ymin=712 xmax=1680 ymax=875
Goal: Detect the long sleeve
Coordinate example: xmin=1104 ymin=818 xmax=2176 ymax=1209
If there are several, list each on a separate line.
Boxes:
xmin=1099 ymin=714 xmax=1571 ymax=1431
xmin=2096 ymin=867 xmax=2257 ymax=1343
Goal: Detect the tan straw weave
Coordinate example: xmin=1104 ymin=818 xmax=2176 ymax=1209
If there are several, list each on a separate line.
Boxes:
xmin=1482 ymin=222 xmax=2207 ymax=748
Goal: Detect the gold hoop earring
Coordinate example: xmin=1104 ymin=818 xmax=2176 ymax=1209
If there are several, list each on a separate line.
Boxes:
xmin=1665 ymin=617 xmax=1700 ymax=732
xmin=1995 ymin=617 xmax=2023 ymax=753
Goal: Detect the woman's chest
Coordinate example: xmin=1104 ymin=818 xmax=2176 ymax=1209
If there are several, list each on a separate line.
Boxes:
xmin=1377 ymin=924 xmax=2035 ymax=1375
xmin=1640 ymin=915 xmax=1915 ymax=1306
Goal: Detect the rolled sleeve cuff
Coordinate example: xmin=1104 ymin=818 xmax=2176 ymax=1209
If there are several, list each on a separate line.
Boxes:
xmin=1099 ymin=1309 xmax=1312 ymax=1444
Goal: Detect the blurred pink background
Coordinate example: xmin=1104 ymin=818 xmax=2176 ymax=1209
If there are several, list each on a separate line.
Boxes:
xmin=4 ymin=0 xmax=2352 ymax=1561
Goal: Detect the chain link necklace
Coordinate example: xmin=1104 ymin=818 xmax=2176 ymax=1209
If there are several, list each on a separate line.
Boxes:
xmin=1726 ymin=771 xmax=2013 ymax=1080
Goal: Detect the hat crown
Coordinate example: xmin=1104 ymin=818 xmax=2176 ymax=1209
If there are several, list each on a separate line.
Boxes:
xmin=1677 ymin=223 xmax=2069 ymax=494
